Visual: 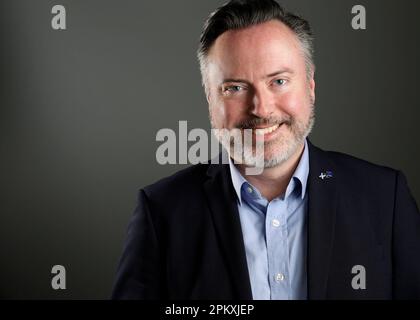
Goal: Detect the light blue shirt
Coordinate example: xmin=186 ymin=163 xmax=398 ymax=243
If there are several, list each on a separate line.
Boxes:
xmin=228 ymin=139 xmax=309 ymax=300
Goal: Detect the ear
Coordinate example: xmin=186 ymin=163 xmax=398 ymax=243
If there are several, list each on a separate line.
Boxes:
xmin=206 ymin=84 xmax=216 ymax=105
xmin=206 ymin=91 xmax=211 ymax=104
xmin=309 ymin=74 xmax=316 ymax=104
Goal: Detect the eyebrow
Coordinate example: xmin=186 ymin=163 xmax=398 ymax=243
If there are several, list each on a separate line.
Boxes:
xmin=222 ymin=69 xmax=294 ymax=84
xmin=266 ymin=68 xmax=294 ymax=78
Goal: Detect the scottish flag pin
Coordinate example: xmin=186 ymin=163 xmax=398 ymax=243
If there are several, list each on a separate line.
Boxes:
xmin=319 ymin=170 xmax=333 ymax=180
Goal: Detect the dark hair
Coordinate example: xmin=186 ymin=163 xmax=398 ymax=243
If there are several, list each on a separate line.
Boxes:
xmin=197 ymin=0 xmax=315 ymax=88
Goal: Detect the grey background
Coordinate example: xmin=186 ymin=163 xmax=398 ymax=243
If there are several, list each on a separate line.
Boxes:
xmin=0 ymin=0 xmax=418 ymax=299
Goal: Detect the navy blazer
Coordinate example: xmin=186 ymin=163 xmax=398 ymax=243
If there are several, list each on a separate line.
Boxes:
xmin=112 ymin=140 xmax=420 ymax=299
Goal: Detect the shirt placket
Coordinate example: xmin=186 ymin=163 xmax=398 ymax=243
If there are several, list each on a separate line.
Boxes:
xmin=265 ymin=199 xmax=290 ymax=299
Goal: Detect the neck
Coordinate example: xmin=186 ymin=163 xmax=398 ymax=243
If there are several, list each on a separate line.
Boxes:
xmin=237 ymin=141 xmax=305 ymax=201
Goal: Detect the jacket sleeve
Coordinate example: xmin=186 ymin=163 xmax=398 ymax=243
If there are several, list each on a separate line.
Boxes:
xmin=111 ymin=189 xmax=163 ymax=299
xmin=393 ymin=171 xmax=420 ymax=299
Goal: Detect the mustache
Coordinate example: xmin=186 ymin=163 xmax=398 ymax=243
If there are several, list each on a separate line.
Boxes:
xmin=236 ymin=115 xmax=292 ymax=129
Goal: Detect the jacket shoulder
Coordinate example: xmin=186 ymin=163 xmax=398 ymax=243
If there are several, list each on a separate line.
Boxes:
xmin=321 ymin=148 xmax=400 ymax=194
xmin=142 ymin=163 xmax=211 ymax=201
xmin=325 ymin=149 xmax=398 ymax=177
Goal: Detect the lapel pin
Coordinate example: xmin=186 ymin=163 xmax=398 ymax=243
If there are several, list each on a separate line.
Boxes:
xmin=319 ymin=170 xmax=333 ymax=180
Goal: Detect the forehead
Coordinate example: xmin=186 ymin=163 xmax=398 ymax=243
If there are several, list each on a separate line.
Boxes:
xmin=207 ymin=20 xmax=304 ymax=79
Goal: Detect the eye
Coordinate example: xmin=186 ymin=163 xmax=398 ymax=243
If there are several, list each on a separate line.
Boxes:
xmin=224 ymin=85 xmax=243 ymax=93
xmin=273 ymin=79 xmax=287 ymax=86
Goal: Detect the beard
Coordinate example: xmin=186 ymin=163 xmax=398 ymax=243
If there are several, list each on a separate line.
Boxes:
xmin=210 ymin=103 xmax=315 ymax=169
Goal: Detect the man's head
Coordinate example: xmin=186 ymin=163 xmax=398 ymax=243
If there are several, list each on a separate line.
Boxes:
xmin=198 ymin=0 xmax=316 ymax=168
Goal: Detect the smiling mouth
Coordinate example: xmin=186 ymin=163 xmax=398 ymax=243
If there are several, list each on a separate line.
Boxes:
xmin=254 ymin=123 xmax=281 ymax=135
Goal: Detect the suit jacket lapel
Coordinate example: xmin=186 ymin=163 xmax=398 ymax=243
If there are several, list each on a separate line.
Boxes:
xmin=307 ymin=140 xmax=338 ymax=299
xmin=203 ymin=157 xmax=253 ymax=300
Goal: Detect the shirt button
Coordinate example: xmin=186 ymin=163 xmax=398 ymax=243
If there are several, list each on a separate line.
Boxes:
xmin=275 ymin=273 xmax=285 ymax=282
xmin=272 ymin=219 xmax=280 ymax=227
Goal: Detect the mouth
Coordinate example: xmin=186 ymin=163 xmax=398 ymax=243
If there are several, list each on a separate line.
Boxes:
xmin=254 ymin=123 xmax=281 ymax=136
xmin=236 ymin=120 xmax=287 ymax=144
xmin=249 ymin=122 xmax=285 ymax=142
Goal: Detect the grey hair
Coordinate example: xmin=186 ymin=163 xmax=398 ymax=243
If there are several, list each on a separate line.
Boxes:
xmin=197 ymin=0 xmax=315 ymax=94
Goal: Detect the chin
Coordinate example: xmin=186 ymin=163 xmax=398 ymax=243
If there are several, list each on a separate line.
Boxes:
xmin=260 ymin=139 xmax=301 ymax=168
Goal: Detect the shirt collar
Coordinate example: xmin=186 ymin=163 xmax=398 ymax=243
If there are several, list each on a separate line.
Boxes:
xmin=228 ymin=138 xmax=310 ymax=205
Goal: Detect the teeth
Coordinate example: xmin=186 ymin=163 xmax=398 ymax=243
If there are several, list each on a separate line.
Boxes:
xmin=255 ymin=124 xmax=280 ymax=135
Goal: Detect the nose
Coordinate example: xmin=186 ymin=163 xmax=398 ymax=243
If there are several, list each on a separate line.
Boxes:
xmin=250 ymin=86 xmax=275 ymax=118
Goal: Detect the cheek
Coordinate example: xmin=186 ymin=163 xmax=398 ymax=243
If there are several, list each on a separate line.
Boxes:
xmin=276 ymin=89 xmax=311 ymax=118
xmin=276 ymin=92 xmax=303 ymax=114
xmin=211 ymin=97 xmax=247 ymax=128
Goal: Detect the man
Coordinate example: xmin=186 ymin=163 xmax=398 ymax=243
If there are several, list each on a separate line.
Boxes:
xmin=112 ymin=0 xmax=420 ymax=299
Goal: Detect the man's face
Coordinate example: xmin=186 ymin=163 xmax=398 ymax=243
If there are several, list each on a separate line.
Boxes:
xmin=206 ymin=20 xmax=315 ymax=167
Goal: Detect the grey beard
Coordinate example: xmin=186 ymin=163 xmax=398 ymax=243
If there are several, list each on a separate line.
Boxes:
xmin=225 ymin=105 xmax=315 ymax=169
